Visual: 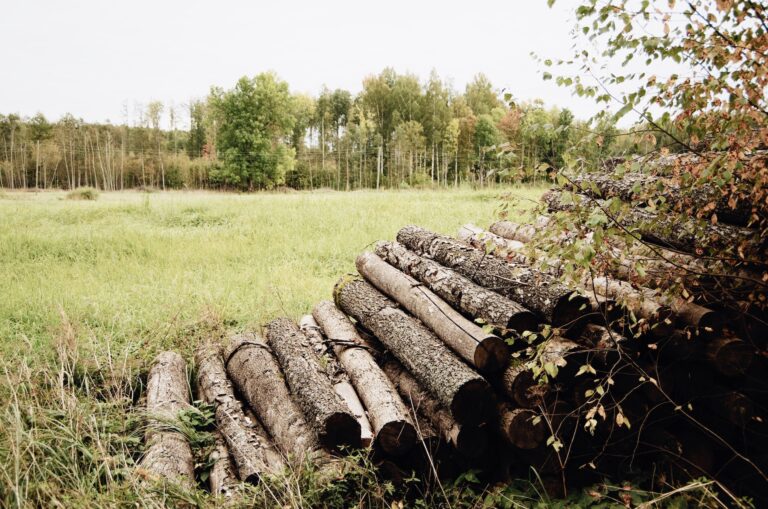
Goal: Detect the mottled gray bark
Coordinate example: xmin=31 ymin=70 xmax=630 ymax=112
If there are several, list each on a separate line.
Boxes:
xmin=375 ymin=241 xmax=538 ymax=334
xmin=223 ymin=332 xmax=321 ymax=462
xmin=335 ymin=276 xmax=494 ymax=425
xmin=312 ymin=301 xmax=417 ymax=456
xmin=196 ymin=344 xmax=285 ymax=483
xmin=395 ymin=225 xmax=588 ymax=328
xmin=140 ymin=351 xmax=195 ymax=485
xmin=356 ymin=251 xmax=509 ymax=373
xmin=208 ymin=432 xmax=238 ymax=496
xmin=381 ymin=359 xmax=488 ymax=459
xmin=265 ymin=317 xmax=361 ymax=450
xmin=299 ymin=315 xmax=374 ymax=447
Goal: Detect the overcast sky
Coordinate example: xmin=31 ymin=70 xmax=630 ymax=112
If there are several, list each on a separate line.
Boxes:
xmin=0 ymin=0 xmax=601 ymax=127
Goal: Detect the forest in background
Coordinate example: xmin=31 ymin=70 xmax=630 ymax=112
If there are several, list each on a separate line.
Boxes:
xmin=0 ymin=69 xmax=664 ymax=191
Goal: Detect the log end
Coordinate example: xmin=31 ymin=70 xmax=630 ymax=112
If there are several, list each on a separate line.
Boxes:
xmin=708 ymin=337 xmax=754 ymax=377
xmin=500 ymin=408 xmax=546 ymax=450
xmin=506 ymin=310 xmax=540 ymax=336
xmin=455 ymin=425 xmax=489 ymax=459
xmin=322 ymin=411 xmax=363 ymax=451
xmin=552 ymin=292 xmax=591 ymax=331
xmin=451 ymin=378 xmax=494 ymax=425
xmin=474 ymin=335 xmax=512 ymax=374
xmin=376 ymin=419 xmax=418 ymax=457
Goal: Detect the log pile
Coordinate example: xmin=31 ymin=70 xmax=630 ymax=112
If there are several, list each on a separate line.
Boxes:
xmin=136 ymin=165 xmax=767 ymax=502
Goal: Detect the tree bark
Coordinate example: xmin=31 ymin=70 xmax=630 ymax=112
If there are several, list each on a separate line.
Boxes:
xmin=223 ymin=332 xmax=321 ymax=462
xmin=265 ymin=317 xmax=361 ymax=450
xmin=312 ymin=301 xmax=417 ymax=456
xmin=356 ymin=251 xmax=509 ymax=373
xmin=395 ymin=226 xmax=589 ymax=329
xmin=335 ymin=277 xmax=494 ymax=425
xmin=299 ymin=315 xmax=374 ymax=448
xmin=578 ymin=323 xmax=633 ymax=366
xmin=209 ymin=432 xmax=238 ymax=497
xmin=196 ymin=344 xmax=285 ymax=483
xmin=140 ymin=351 xmax=195 ymax=484
xmin=489 ymin=217 xmax=550 ymax=243
xmin=496 ymin=402 xmax=546 ymax=450
xmin=381 ymin=359 xmax=488 ymax=458
xmin=375 ymin=240 xmax=538 ymax=334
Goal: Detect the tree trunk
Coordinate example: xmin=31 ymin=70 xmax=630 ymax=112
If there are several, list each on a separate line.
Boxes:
xmin=265 ymin=317 xmax=361 ymax=450
xmin=299 ymin=315 xmax=374 ymax=448
xmin=396 ymin=226 xmax=589 ymax=328
xmin=375 ymin=241 xmax=538 ymax=334
xmin=209 ymin=432 xmax=238 ymax=497
xmin=140 ymin=351 xmax=194 ymax=484
xmin=334 ymin=276 xmax=493 ymax=425
xmin=196 ymin=344 xmax=285 ymax=483
xmin=498 ymin=361 xmax=550 ymax=408
xmin=223 ymin=332 xmax=321 ymax=462
xmin=497 ymin=402 xmax=547 ymax=450
xmin=381 ymin=359 xmax=488 ymax=458
xmin=311 ymin=301 xmax=417 ymax=456
xmin=356 ymin=251 xmax=509 ymax=373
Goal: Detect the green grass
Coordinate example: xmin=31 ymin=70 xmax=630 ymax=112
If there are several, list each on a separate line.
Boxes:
xmin=0 ymin=187 xmax=549 ymax=508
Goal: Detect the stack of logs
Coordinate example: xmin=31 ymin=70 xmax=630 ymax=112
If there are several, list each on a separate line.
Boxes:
xmin=138 ymin=169 xmax=768 ymax=502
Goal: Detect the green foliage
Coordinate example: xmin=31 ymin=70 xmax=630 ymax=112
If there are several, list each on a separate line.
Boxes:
xmin=210 ymin=72 xmax=296 ymax=190
xmin=66 ymin=186 xmax=99 ymax=200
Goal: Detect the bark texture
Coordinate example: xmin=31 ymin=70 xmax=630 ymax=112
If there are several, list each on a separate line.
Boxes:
xmin=223 ymin=332 xmax=320 ymax=462
xmin=141 ymin=351 xmax=195 ymax=484
xmin=299 ymin=315 xmax=374 ymax=447
xmin=381 ymin=359 xmax=488 ymax=458
xmin=375 ymin=240 xmax=538 ymax=334
xmin=395 ymin=225 xmax=589 ymax=328
xmin=490 ymin=219 xmax=548 ymax=243
xmin=334 ymin=276 xmax=494 ymax=425
xmin=356 ymin=251 xmax=509 ymax=373
xmin=312 ymin=301 xmax=417 ymax=456
xmin=265 ymin=317 xmax=361 ymax=450
xmin=196 ymin=344 xmax=285 ymax=483
xmin=209 ymin=432 xmax=238 ymax=496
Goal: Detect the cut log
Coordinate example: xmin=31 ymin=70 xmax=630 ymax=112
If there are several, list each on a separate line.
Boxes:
xmin=356 ymin=251 xmax=509 ymax=373
xmin=299 ymin=315 xmax=374 ymax=447
xmin=381 ymin=358 xmax=489 ymax=458
xmin=196 ymin=344 xmax=285 ymax=483
xmin=375 ymin=240 xmax=538 ymax=334
xmin=578 ymin=323 xmax=634 ymax=365
xmin=585 ymin=275 xmax=673 ymax=338
xmin=265 ymin=317 xmax=361 ymax=450
xmin=223 ymin=332 xmax=321 ymax=462
xmin=497 ymin=402 xmax=546 ymax=450
xmin=140 ymin=351 xmax=195 ymax=484
xmin=209 ymin=432 xmax=238 ymax=496
xmin=335 ymin=276 xmax=494 ymax=425
xmin=489 ymin=217 xmax=550 ymax=243
xmin=498 ymin=360 xmax=550 ymax=408
xmin=396 ymin=225 xmax=589 ymax=328
xmin=312 ymin=301 xmax=417 ymax=456
xmin=705 ymin=337 xmax=754 ymax=377
xmin=543 ymin=189 xmax=758 ymax=258
xmin=540 ymin=335 xmax=588 ymax=380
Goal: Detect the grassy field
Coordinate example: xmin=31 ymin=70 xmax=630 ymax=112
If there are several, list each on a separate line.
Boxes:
xmin=0 ymin=187 xmax=551 ymax=508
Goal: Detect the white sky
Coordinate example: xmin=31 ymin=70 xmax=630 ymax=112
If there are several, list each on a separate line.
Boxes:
xmin=0 ymin=0 xmax=601 ymax=128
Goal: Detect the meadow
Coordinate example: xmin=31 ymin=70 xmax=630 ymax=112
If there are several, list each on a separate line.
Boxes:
xmin=0 ymin=187 xmax=547 ymax=508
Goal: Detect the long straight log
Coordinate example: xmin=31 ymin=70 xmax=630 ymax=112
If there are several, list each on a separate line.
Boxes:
xmin=140 ymin=351 xmax=195 ymax=484
xmin=335 ymin=277 xmax=494 ymax=425
xmin=396 ymin=225 xmax=589 ymax=328
xmin=196 ymin=344 xmax=285 ymax=483
xmin=299 ymin=315 xmax=374 ymax=447
xmin=356 ymin=251 xmax=509 ymax=373
xmin=223 ymin=333 xmax=321 ymax=462
xmin=209 ymin=432 xmax=238 ymax=496
xmin=375 ymin=241 xmax=538 ymax=334
xmin=381 ymin=359 xmax=488 ymax=458
xmin=490 ymin=217 xmax=551 ymax=243
xmin=265 ymin=317 xmax=361 ymax=450
xmin=312 ymin=301 xmax=417 ymax=456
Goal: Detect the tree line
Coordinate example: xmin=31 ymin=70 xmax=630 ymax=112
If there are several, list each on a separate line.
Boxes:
xmin=0 ymin=69 xmax=654 ymax=191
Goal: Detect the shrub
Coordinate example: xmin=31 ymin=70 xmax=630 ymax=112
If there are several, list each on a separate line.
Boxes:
xmin=66 ymin=187 xmax=99 ymax=201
